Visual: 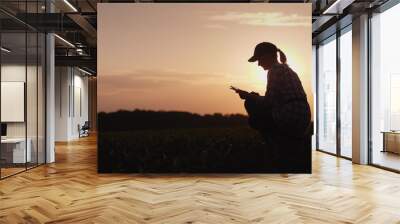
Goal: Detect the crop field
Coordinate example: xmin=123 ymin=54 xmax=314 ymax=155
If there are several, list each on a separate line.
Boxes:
xmin=97 ymin=126 xmax=272 ymax=173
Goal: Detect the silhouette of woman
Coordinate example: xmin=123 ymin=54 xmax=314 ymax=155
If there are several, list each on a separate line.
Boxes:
xmin=233 ymin=42 xmax=311 ymax=172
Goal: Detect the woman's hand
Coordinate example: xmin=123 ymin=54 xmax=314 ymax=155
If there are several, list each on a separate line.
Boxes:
xmin=230 ymin=86 xmax=259 ymax=100
xmin=239 ymin=91 xmax=260 ymax=100
xmin=230 ymin=86 xmax=250 ymax=99
xmin=250 ymin=92 xmax=260 ymax=96
xmin=238 ymin=91 xmax=250 ymax=100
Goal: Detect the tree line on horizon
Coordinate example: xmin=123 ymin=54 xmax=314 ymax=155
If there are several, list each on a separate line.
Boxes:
xmin=98 ymin=109 xmax=249 ymax=132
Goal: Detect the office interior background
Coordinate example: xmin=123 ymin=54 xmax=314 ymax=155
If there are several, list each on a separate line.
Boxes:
xmin=0 ymin=0 xmax=399 ymax=177
xmin=0 ymin=0 xmax=97 ymax=179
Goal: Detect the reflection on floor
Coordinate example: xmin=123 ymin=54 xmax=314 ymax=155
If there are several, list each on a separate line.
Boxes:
xmin=1 ymin=163 xmax=42 ymax=178
xmin=340 ymin=148 xmax=352 ymax=158
xmin=0 ymin=167 xmax=25 ymax=178
xmin=373 ymin=150 xmax=400 ymax=170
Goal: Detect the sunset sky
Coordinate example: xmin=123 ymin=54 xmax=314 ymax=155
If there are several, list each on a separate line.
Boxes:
xmin=98 ymin=3 xmax=312 ymax=115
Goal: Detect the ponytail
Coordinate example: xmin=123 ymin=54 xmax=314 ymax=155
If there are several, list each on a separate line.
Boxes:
xmin=277 ymin=49 xmax=287 ymax=64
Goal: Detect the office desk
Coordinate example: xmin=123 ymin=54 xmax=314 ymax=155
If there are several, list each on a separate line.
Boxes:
xmin=381 ymin=131 xmax=400 ymax=154
xmin=1 ymin=138 xmax=31 ymax=163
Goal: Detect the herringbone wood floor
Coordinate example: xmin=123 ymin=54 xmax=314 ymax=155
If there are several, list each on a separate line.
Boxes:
xmin=1 ymin=135 xmax=400 ymax=224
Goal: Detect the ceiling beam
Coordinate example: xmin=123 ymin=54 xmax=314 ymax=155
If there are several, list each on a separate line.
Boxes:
xmin=67 ymin=13 xmax=97 ymax=46
xmin=55 ymin=55 xmax=96 ymax=70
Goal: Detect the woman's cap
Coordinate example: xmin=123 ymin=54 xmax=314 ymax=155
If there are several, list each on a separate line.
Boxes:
xmin=248 ymin=42 xmax=277 ymax=62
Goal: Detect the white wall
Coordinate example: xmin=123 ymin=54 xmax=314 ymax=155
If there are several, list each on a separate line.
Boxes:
xmin=55 ymin=67 xmax=89 ymax=141
xmin=55 ymin=66 xmax=70 ymax=141
xmin=1 ymin=65 xmax=37 ymax=138
xmin=1 ymin=63 xmax=46 ymax=164
xmin=1 ymin=65 xmax=26 ymax=137
xmin=72 ymin=73 xmax=89 ymax=138
xmin=88 ymin=77 xmax=97 ymax=131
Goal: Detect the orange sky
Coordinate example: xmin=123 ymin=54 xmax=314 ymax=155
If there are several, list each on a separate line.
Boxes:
xmin=98 ymin=3 xmax=312 ymax=115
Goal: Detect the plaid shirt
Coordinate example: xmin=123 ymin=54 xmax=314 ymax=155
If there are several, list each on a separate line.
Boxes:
xmin=246 ymin=63 xmax=311 ymax=136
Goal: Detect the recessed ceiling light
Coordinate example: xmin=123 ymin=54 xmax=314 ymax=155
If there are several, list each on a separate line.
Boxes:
xmin=54 ymin=34 xmax=75 ymax=48
xmin=63 ymin=0 xmax=78 ymax=12
xmin=1 ymin=47 xmax=11 ymax=53
xmin=322 ymin=0 xmax=351 ymax=15
xmin=78 ymin=67 xmax=93 ymax=76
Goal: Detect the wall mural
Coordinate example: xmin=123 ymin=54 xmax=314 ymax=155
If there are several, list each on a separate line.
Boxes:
xmin=97 ymin=3 xmax=313 ymax=173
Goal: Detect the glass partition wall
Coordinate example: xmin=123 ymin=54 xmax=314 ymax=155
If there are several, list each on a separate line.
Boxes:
xmin=0 ymin=31 xmax=27 ymax=177
xmin=0 ymin=3 xmax=46 ymax=179
xmin=316 ymin=26 xmax=353 ymax=159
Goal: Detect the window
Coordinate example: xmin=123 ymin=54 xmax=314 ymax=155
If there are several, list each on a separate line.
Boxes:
xmin=339 ymin=28 xmax=352 ymax=158
xmin=370 ymin=2 xmax=400 ymax=171
xmin=317 ymin=36 xmax=337 ymax=154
